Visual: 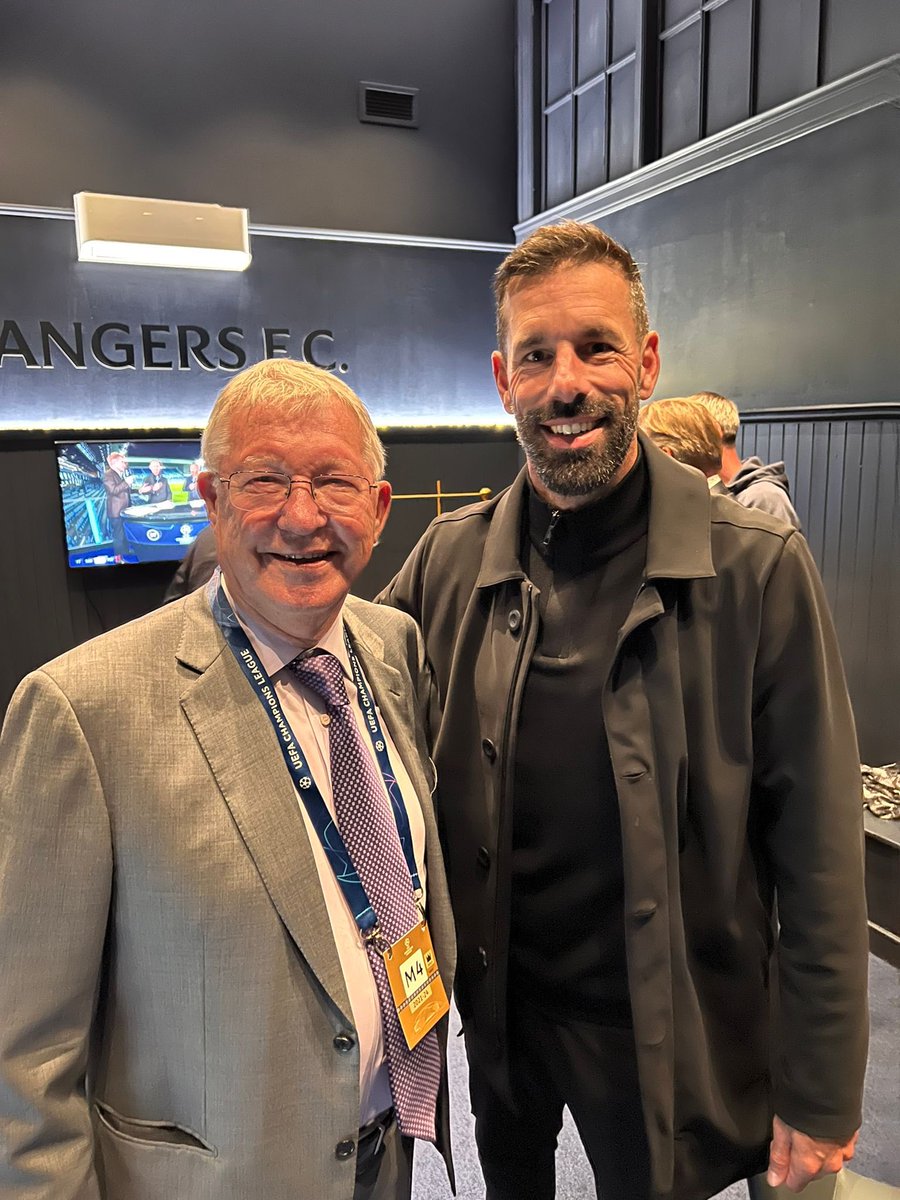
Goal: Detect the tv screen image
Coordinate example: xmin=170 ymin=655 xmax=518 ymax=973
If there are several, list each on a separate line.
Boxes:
xmin=56 ymin=439 xmax=210 ymax=568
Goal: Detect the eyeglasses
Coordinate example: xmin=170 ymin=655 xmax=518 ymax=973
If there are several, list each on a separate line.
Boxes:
xmin=220 ymin=469 xmax=377 ymax=513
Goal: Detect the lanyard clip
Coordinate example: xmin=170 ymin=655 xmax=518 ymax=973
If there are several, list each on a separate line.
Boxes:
xmin=363 ymin=925 xmax=393 ymax=958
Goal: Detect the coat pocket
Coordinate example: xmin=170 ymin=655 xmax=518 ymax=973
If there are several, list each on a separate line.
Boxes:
xmin=94 ymin=1100 xmax=216 ymax=1156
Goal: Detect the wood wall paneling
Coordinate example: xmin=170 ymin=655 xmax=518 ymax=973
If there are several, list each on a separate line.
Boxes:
xmin=705 ymin=0 xmax=753 ymax=137
xmin=740 ymin=416 xmax=900 ymax=765
xmin=755 ymin=0 xmax=822 ymax=113
xmin=547 ymin=0 xmax=576 ymax=103
xmin=663 ymin=0 xmax=696 ymax=28
xmin=576 ymin=82 xmax=610 ymax=194
xmin=521 ymin=0 xmax=898 ymax=223
xmin=546 ymin=100 xmax=576 ymax=208
xmin=578 ymin=0 xmax=610 ymax=82
xmin=611 ymin=0 xmax=642 ymax=62
xmin=661 ymin=18 xmax=703 ymax=157
xmin=609 ymin=60 xmax=638 ymax=179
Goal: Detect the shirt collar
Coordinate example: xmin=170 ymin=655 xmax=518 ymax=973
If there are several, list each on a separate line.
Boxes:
xmin=220 ymin=577 xmax=351 ymax=681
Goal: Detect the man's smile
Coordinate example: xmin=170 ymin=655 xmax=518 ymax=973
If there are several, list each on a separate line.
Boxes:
xmin=539 ymin=414 xmax=609 ymax=449
xmin=263 ymin=548 xmax=336 ymax=566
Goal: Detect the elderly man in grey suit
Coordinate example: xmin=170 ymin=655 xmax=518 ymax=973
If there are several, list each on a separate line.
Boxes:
xmin=0 ymin=359 xmax=455 ymax=1200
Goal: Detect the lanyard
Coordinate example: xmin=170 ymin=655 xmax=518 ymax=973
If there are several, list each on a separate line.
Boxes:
xmin=207 ymin=575 xmax=422 ymax=933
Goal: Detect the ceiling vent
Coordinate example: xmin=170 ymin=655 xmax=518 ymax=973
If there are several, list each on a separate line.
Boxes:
xmin=358 ymin=82 xmax=419 ymax=128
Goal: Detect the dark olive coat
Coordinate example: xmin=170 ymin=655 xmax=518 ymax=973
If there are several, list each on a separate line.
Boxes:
xmin=380 ymin=434 xmax=868 ymax=1200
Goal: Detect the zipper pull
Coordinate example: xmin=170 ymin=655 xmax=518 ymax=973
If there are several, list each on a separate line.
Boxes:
xmin=541 ymin=508 xmax=562 ymax=551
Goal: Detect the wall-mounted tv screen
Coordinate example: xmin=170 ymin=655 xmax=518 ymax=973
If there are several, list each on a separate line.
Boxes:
xmin=56 ymin=439 xmax=210 ymax=568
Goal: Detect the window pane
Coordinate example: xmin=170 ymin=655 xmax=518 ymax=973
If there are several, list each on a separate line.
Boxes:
xmin=577 ymin=0 xmax=609 ymax=84
xmin=706 ymin=0 xmax=753 ymax=136
xmin=660 ymin=20 xmax=702 ymax=156
xmin=608 ymin=62 xmax=635 ymax=180
xmin=576 ymin=80 xmax=608 ymax=193
xmin=545 ymin=101 xmax=575 ymax=207
xmin=546 ymin=0 xmax=576 ymax=105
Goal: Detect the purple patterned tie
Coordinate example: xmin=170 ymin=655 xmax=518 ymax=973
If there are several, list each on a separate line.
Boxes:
xmin=290 ymin=650 xmax=441 ymax=1142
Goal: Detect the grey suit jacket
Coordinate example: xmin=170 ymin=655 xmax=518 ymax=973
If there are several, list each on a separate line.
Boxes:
xmin=0 ymin=588 xmax=455 ymax=1200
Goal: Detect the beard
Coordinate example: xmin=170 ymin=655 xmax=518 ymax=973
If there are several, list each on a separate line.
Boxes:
xmin=514 ymin=390 xmax=640 ymax=498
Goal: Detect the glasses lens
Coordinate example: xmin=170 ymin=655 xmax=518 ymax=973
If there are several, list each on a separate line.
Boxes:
xmin=228 ymin=470 xmax=290 ymax=509
xmin=311 ymin=475 xmax=369 ymax=512
xmin=226 ymin=471 xmax=372 ymax=512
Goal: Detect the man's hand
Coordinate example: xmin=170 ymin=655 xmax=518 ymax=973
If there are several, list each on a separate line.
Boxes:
xmin=766 ymin=1115 xmax=859 ymax=1192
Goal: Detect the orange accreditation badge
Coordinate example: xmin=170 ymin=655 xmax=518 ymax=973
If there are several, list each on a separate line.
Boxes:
xmin=382 ymin=918 xmax=450 ymax=1050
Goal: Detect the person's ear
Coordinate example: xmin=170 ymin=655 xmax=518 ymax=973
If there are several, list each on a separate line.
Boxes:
xmin=372 ymin=481 xmax=392 ymax=542
xmin=198 ymin=472 xmax=220 ymax=526
xmin=492 ymin=351 xmax=515 ymax=415
xmin=638 ymin=332 xmax=661 ymax=400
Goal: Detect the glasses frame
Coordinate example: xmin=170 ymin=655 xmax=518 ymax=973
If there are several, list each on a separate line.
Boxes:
xmin=219 ymin=469 xmax=378 ymax=513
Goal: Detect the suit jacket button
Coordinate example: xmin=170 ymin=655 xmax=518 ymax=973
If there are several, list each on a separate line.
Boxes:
xmin=481 ymin=738 xmax=497 ymax=761
xmin=632 ymin=901 xmax=658 ymax=922
xmin=335 ymin=1139 xmax=356 ymax=1160
xmin=333 ymin=1032 xmax=355 ymax=1053
xmin=478 ymin=946 xmax=489 ymax=970
xmin=477 ymin=846 xmax=491 ymax=870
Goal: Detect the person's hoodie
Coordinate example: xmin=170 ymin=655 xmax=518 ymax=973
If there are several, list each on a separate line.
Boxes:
xmin=727 ymin=457 xmax=801 ymax=530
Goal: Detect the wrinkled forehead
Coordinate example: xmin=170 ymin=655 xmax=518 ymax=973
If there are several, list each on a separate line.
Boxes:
xmin=503 ymin=260 xmax=640 ymax=345
xmin=227 ymin=398 xmax=336 ymax=440
xmin=224 ymin=399 xmax=368 ymax=464
xmin=505 ymin=258 xmax=633 ymax=306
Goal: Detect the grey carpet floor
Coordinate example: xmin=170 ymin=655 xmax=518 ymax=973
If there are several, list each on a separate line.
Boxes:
xmin=412 ymin=955 xmax=899 ymax=1199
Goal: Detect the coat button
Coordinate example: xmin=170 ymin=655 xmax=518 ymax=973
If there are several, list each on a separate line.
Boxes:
xmin=335 ymin=1139 xmax=356 ymax=1160
xmin=478 ymin=946 xmax=489 ymax=970
xmin=481 ymin=738 xmax=497 ymax=761
xmin=477 ymin=846 xmax=491 ymax=870
xmin=508 ymin=609 xmax=522 ymax=633
xmin=633 ymin=901 xmax=658 ymax=922
xmin=333 ymin=1032 xmax=355 ymax=1053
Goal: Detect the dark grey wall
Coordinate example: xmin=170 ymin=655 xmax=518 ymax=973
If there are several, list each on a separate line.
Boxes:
xmin=0 ymin=0 xmax=516 ymax=240
xmin=821 ymin=0 xmax=900 ymax=81
xmin=0 ymin=215 xmax=506 ymax=428
xmin=598 ymin=105 xmax=900 ymax=408
xmin=589 ymin=105 xmax=900 ymax=760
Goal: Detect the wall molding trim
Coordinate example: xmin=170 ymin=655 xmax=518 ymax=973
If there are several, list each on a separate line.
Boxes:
xmin=515 ymin=54 xmax=900 ymax=240
xmin=0 ymin=421 xmax=518 ymax=441
xmin=0 ymin=205 xmax=513 ymax=255
xmin=740 ymin=402 xmax=900 ymax=424
xmin=249 ymin=223 xmax=512 ymax=254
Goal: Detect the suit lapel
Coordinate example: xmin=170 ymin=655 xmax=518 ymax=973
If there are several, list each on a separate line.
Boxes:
xmin=176 ymin=592 xmax=353 ymax=1023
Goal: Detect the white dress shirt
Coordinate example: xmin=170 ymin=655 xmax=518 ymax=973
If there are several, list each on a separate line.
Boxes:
xmin=225 ymin=585 xmax=427 ymax=1125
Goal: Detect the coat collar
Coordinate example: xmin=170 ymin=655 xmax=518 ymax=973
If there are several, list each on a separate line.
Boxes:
xmin=476 ymin=430 xmax=715 ymax=589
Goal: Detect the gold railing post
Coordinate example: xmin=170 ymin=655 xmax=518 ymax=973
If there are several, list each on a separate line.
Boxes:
xmin=391 ymin=483 xmax=493 ymax=518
